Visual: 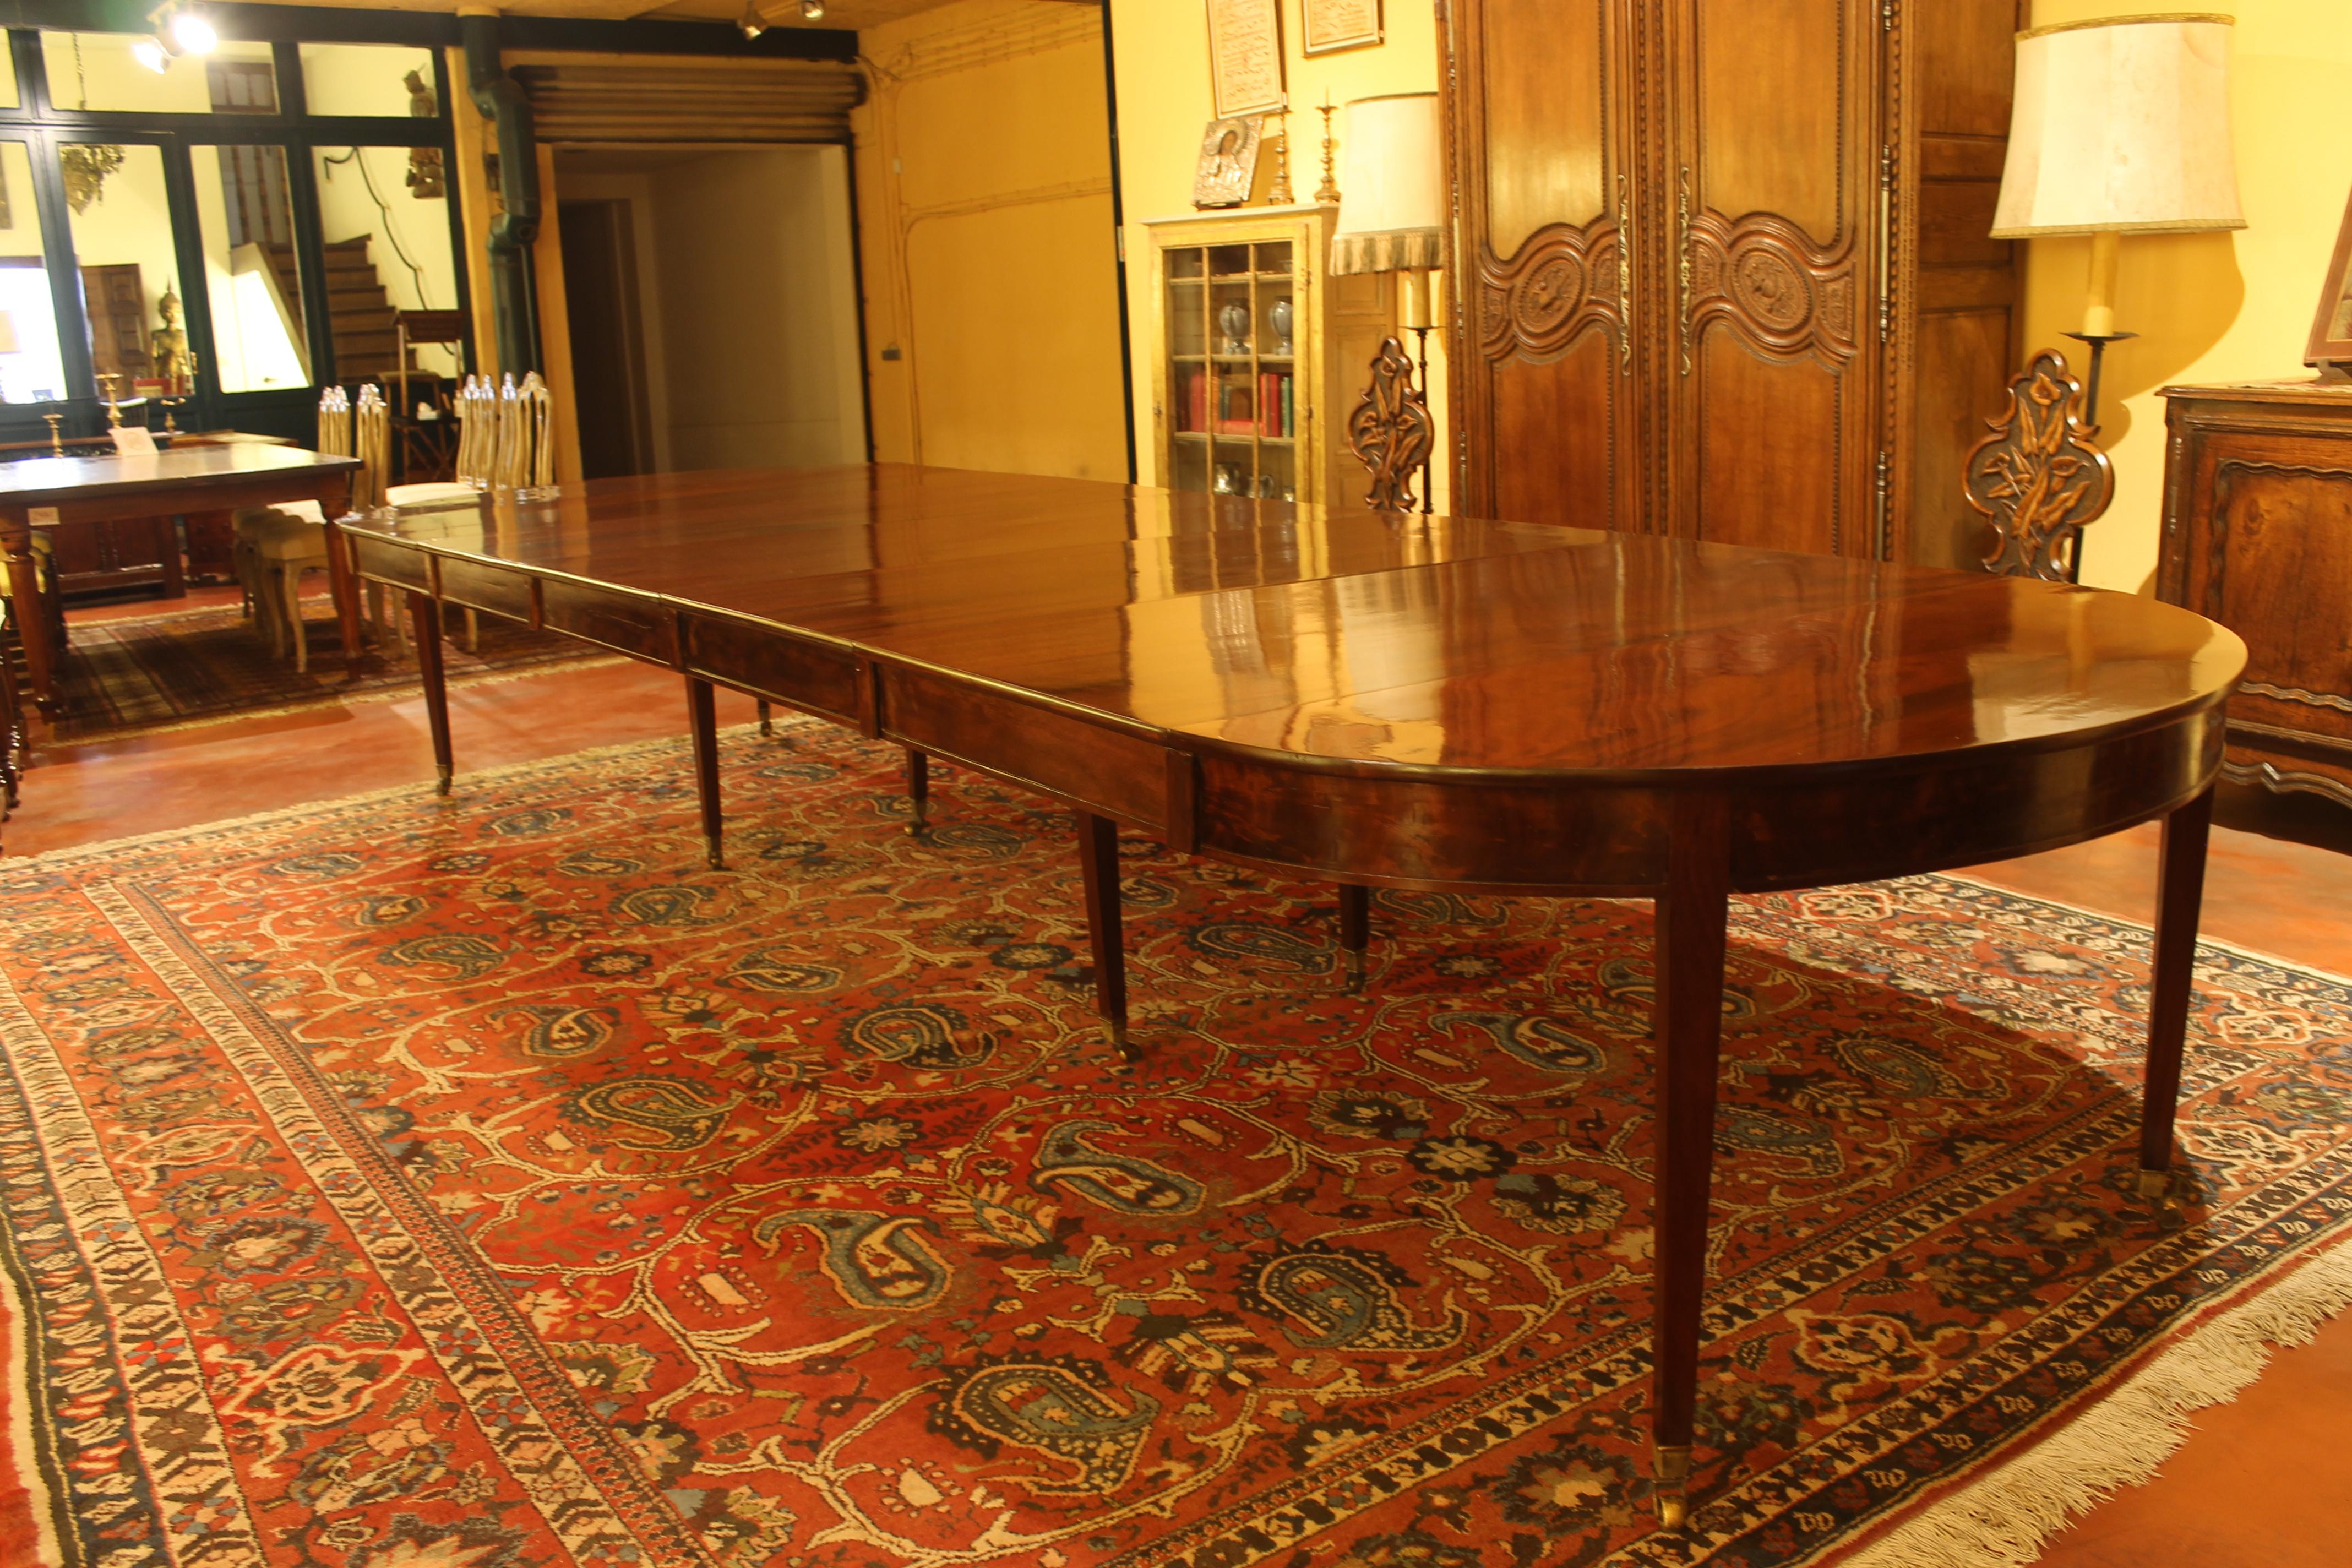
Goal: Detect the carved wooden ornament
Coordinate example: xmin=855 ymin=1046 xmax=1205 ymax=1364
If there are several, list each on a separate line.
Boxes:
xmin=1964 ymin=349 xmax=2115 ymax=581
xmin=1346 ymin=337 xmax=1435 ymax=511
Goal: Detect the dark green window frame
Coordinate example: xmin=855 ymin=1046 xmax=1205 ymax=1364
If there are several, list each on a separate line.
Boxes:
xmin=0 ymin=22 xmax=469 ymax=444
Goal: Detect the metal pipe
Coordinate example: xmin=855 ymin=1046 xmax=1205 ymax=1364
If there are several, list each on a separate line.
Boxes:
xmin=460 ymin=12 xmax=541 ymax=374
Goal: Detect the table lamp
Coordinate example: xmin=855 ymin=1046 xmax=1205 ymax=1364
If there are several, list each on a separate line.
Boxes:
xmin=1991 ymin=13 xmax=2245 ymax=422
xmin=1331 ymin=92 xmax=1445 ymax=511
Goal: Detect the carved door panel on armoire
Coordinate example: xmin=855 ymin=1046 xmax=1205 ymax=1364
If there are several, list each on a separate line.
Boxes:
xmin=1664 ymin=0 xmax=1880 ymax=557
xmin=1448 ymin=0 xmax=1647 ymax=535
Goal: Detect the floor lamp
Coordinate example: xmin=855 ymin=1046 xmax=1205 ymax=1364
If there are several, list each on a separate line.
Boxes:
xmin=1332 ymin=92 xmax=1445 ymax=514
xmin=1991 ymin=13 xmax=2245 ymax=578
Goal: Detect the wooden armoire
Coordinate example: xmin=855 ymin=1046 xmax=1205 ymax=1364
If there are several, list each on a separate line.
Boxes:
xmin=1443 ymin=0 xmax=2027 ymax=566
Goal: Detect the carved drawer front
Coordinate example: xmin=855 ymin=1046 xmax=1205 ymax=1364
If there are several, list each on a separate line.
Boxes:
xmin=876 ymin=663 xmax=1169 ymax=830
xmin=2208 ymin=458 xmax=2352 ymax=747
xmin=436 ymin=558 xmax=537 ymax=624
xmin=540 ymin=577 xmax=675 ymax=664
xmin=348 ymin=535 xmax=430 ymax=590
xmin=683 ymin=613 xmax=863 ymax=726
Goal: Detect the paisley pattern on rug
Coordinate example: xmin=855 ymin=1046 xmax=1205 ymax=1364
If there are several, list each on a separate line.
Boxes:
xmin=0 ymin=723 xmax=2347 ymax=1568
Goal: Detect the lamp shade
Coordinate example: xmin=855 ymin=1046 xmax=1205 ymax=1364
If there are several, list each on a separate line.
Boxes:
xmin=1991 ymin=14 xmax=2244 ymax=238
xmin=1331 ymin=92 xmax=1444 ymax=275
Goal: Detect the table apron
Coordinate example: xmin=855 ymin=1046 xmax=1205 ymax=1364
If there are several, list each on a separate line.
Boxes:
xmin=352 ymin=538 xmax=2229 ymax=896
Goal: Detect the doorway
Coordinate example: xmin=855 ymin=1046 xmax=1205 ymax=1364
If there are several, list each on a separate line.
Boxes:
xmin=551 ymin=146 xmax=867 ymax=478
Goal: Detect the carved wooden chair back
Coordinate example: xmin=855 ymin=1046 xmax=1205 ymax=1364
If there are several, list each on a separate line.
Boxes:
xmin=1346 ymin=337 xmax=1436 ymax=512
xmin=1963 ymin=349 xmax=2115 ymax=582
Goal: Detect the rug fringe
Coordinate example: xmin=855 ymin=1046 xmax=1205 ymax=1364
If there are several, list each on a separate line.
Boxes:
xmin=1844 ymin=1237 xmax=2352 ymax=1568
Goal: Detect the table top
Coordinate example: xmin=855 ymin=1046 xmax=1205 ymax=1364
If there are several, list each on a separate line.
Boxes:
xmin=347 ymin=464 xmax=2244 ymax=782
xmin=0 ymin=443 xmax=358 ymax=506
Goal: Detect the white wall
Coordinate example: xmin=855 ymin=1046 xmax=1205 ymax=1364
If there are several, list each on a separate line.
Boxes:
xmin=313 ymin=144 xmax=461 ymax=377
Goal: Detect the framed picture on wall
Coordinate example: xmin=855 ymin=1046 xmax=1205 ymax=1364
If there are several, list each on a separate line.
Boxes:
xmin=2307 ymin=182 xmax=2352 ymax=378
xmin=1303 ymin=0 xmax=1383 ymax=56
xmin=1206 ymin=0 xmax=1285 ymax=120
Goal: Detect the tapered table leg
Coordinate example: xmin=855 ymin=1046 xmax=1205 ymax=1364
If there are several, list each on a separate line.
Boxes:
xmin=2 ymin=510 xmax=56 ymax=715
xmin=1337 ymin=884 xmax=1370 ymax=992
xmin=756 ymin=699 xmax=774 ymax=737
xmin=407 ymin=590 xmax=453 ymax=795
xmin=1650 ymin=791 xmax=1732 ymax=1529
xmin=325 ymin=512 xmax=363 ymax=662
xmin=1077 ymin=811 xmax=1133 ymax=1060
xmin=906 ymin=749 xmax=930 ymax=834
xmin=686 ymin=677 xmax=725 ymax=869
xmin=2136 ymin=782 xmax=2215 ymax=1204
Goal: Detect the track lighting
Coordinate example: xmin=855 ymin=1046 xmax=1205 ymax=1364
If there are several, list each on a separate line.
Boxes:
xmin=737 ymin=1 xmax=765 ymax=39
xmin=801 ymin=0 xmax=824 ymax=17
xmin=132 ymin=36 xmax=174 ymax=72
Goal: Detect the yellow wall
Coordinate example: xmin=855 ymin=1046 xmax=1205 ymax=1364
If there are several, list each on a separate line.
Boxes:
xmin=2022 ymin=1 xmax=2352 ymax=593
xmin=1105 ymin=0 xmax=1447 ymax=506
xmin=852 ymin=0 xmax=1127 ymax=480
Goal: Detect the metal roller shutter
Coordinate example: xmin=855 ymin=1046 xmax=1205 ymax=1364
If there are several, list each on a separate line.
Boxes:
xmin=514 ymin=60 xmax=864 ymax=144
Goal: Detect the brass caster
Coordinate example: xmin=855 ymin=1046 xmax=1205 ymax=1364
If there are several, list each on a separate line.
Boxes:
xmin=1343 ymin=949 xmax=1366 ymax=994
xmin=906 ymin=812 xmax=927 ymax=837
xmin=2133 ymin=1167 xmax=2173 ymax=1201
xmin=705 ymin=839 xmax=726 ymax=872
xmin=1652 ymin=1443 xmax=1691 ymax=1531
xmin=434 ymin=764 xmax=453 ymax=797
xmin=1107 ymin=1020 xmax=1136 ymax=1064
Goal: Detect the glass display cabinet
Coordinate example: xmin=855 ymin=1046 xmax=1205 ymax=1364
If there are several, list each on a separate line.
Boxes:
xmin=1144 ymin=204 xmax=1394 ymax=509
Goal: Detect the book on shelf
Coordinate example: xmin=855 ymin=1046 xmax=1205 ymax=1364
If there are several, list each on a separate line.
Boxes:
xmin=1215 ymin=379 xmax=1257 ymax=436
xmin=1179 ymin=369 xmax=1207 ymax=434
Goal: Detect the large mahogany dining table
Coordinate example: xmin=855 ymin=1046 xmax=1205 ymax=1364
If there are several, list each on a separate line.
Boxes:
xmin=336 ymin=463 xmax=2244 ymax=1528
xmin=0 ymin=444 xmax=360 ymax=711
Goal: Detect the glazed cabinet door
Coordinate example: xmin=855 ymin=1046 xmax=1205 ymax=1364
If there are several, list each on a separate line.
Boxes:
xmin=1446 ymin=0 xmax=1647 ymax=533
xmin=1662 ymin=0 xmax=1883 ymax=556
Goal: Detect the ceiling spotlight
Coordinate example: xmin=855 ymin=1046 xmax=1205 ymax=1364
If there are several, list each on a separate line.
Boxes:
xmin=132 ymin=35 xmax=173 ymax=72
xmin=737 ymin=0 xmax=765 ymax=37
xmin=800 ymin=0 xmax=824 ymax=17
xmin=170 ymin=8 xmax=217 ymax=53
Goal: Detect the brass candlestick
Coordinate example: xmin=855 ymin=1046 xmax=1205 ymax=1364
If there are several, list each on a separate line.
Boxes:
xmin=1315 ymin=96 xmax=1341 ymax=205
xmin=42 ymin=412 xmax=62 ymax=455
xmin=1266 ymin=112 xmax=1294 ymax=205
xmin=97 ymin=371 xmax=122 ymax=428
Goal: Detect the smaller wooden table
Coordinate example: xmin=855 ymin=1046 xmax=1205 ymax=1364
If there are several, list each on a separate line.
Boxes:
xmin=0 ymin=446 xmax=360 ymax=711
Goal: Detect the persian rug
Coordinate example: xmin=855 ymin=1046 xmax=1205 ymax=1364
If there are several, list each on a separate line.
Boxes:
xmin=0 ymin=722 xmax=2347 ymax=1568
xmin=44 ymin=602 xmax=612 ymax=743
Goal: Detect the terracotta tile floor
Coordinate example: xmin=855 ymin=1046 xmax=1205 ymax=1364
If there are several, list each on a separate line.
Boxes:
xmin=7 ymin=601 xmax=2349 ymax=1565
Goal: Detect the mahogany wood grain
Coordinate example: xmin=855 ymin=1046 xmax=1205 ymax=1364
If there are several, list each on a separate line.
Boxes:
xmin=1076 ymin=811 xmax=1130 ymax=1060
xmin=342 ymin=461 xmax=2244 ymax=1521
xmin=1337 ymin=882 xmax=1370 ymax=990
xmin=906 ymin=749 xmax=929 ymax=834
xmin=407 ymin=590 xmax=453 ymax=795
xmin=1649 ymin=788 xmax=1732 ymax=1528
xmin=2138 ymin=785 xmax=2215 ymax=1185
xmin=688 ymin=676 xmax=722 ymax=869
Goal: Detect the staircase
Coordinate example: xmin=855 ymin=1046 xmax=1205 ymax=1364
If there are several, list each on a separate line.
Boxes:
xmin=265 ymin=236 xmax=407 ymax=382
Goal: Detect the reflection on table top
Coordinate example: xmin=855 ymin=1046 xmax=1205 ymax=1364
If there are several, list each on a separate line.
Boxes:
xmin=0 ymin=443 xmax=358 ymax=504
xmin=345 ymin=464 xmax=2245 ymax=778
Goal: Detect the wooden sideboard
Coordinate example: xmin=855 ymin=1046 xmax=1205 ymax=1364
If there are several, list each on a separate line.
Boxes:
xmin=2160 ymin=380 xmax=2352 ymax=808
